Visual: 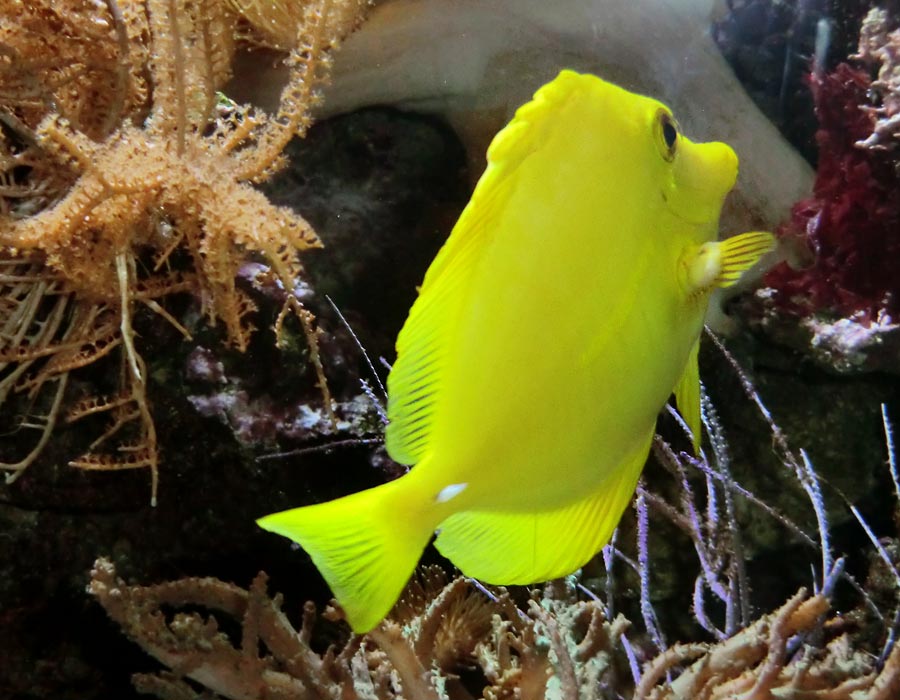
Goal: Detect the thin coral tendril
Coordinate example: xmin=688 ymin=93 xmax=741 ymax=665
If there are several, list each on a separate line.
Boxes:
xmin=326 ymin=293 xmax=387 ymax=400
xmin=0 ymin=374 xmax=67 ymax=480
xmin=884 ymin=404 xmax=898 ymax=503
xmin=116 ymin=252 xmax=142 ymax=384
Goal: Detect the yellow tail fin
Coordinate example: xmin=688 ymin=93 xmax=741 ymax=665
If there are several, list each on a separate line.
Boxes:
xmin=257 ymin=478 xmax=431 ymax=633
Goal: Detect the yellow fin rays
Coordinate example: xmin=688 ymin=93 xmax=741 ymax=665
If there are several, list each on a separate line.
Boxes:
xmin=434 ymin=431 xmax=653 ymax=584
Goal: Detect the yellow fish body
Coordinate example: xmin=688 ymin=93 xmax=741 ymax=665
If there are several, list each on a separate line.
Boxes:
xmin=258 ymin=70 xmax=774 ymax=632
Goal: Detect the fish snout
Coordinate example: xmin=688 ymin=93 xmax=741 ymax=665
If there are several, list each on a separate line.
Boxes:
xmin=667 ymin=139 xmax=739 ymax=225
xmin=708 ymin=142 xmax=738 ymax=193
xmin=682 ymin=140 xmax=738 ymax=195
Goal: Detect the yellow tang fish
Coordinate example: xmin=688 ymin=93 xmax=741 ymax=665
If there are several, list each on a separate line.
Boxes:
xmin=258 ymin=70 xmax=775 ymax=633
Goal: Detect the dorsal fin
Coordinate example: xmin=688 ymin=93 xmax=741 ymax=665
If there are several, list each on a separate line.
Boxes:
xmin=385 ymin=70 xmax=586 ymax=465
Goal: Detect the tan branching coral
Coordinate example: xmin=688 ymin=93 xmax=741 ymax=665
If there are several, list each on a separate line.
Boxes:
xmin=0 ymin=0 xmax=370 ymax=503
xmin=88 ymin=559 xmax=633 ymax=700
xmin=89 ymin=557 xmax=900 ymax=700
xmin=227 ymin=0 xmax=369 ymax=50
xmin=636 ymin=588 xmax=900 ymax=700
xmin=0 ymin=0 xmax=150 ymax=144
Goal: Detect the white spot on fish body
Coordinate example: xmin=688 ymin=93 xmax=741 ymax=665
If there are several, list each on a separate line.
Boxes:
xmin=435 ymin=482 xmax=468 ymax=503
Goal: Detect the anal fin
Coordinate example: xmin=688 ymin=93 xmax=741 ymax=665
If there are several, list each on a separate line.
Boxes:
xmin=434 ymin=432 xmax=653 ymax=584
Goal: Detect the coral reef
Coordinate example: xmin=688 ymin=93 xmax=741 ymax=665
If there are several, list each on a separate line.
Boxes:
xmin=0 ymin=0 xmax=370 ymax=502
xmin=4 ymin=4 xmax=899 ymax=700
xmin=88 ymin=560 xmax=630 ymax=700
xmin=89 ymin=562 xmax=900 ymax=699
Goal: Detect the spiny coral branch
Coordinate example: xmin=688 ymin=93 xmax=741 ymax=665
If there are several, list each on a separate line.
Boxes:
xmin=0 ymin=0 xmax=370 ymax=500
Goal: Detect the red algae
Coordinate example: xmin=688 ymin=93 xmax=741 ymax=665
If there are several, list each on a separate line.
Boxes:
xmin=765 ymin=63 xmax=900 ymax=321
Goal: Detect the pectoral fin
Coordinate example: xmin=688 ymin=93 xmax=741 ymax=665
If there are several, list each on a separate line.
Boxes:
xmin=687 ymin=231 xmax=776 ymax=293
xmin=674 ymin=339 xmax=701 ymax=454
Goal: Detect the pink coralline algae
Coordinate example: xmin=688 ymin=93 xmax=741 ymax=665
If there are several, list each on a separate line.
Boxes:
xmin=764 ymin=62 xmax=900 ymax=321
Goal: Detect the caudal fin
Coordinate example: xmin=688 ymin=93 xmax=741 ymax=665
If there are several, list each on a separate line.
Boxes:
xmin=257 ymin=478 xmax=431 ymax=633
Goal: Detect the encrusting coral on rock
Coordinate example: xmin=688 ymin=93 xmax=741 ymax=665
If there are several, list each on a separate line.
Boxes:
xmin=0 ymin=0 xmax=370 ymax=503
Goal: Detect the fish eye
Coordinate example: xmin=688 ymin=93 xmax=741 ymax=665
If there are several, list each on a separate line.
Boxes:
xmin=662 ymin=117 xmax=677 ymax=150
xmin=656 ymin=111 xmax=678 ymax=161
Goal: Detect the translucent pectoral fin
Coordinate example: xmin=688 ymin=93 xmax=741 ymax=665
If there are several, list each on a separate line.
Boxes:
xmin=434 ymin=432 xmax=653 ymax=584
xmin=687 ymin=231 xmax=776 ymax=293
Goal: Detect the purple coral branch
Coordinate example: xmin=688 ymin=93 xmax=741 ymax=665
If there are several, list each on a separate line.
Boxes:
xmin=652 ymin=436 xmax=729 ymax=605
xmin=884 ymin=404 xmax=898 ymax=504
xmin=848 ymin=502 xmax=900 ymax=657
xmin=704 ymin=462 xmax=720 ymax=543
xmin=705 ymin=330 xmax=843 ymax=602
xmin=256 ymin=437 xmax=384 ymax=461
xmin=849 ymin=504 xmax=900 ymax=590
xmin=663 ymin=402 xmax=701 ymax=453
xmin=466 ymin=577 xmax=498 ymax=602
xmin=687 ymin=456 xmax=816 ymax=549
xmin=601 ymin=528 xmax=619 ymax=619
xmin=822 ymin=556 xmax=845 ymax=599
xmin=609 ymin=548 xmax=640 ymax=584
xmin=705 ymin=329 xmax=791 ymax=456
xmin=692 ymin=574 xmax=726 ymax=641
xmin=575 ymin=579 xmax=641 ymax=690
xmin=880 ymin=404 xmax=900 ymax=666
xmin=633 ymin=331 xmax=893 ymax=676
xmin=620 ymin=633 xmax=642 ymax=688
xmin=467 ymin=577 xmax=530 ymax=623
xmin=700 ymin=386 xmax=751 ymax=631
xmin=881 ymin=606 xmax=900 ymax=668
xmin=711 ymin=328 xmax=892 ymax=622
xmin=636 ymin=484 xmax=666 ymax=652
xmin=360 ymin=379 xmax=388 ymax=425
xmin=798 ymin=448 xmax=833 ymax=593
